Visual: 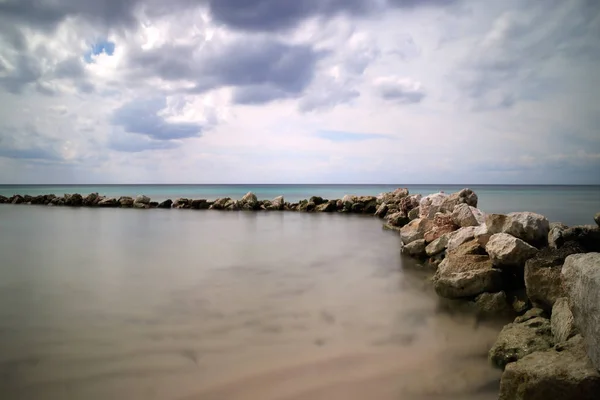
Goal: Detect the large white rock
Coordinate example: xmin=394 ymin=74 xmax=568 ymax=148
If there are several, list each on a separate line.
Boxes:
xmin=400 ymin=218 xmax=433 ymax=245
xmin=504 ymin=212 xmax=550 ymax=247
xmin=562 ymin=252 xmax=600 ymax=371
xmin=425 ymin=234 xmax=449 ymax=256
xmin=446 ymin=226 xmax=477 ymax=251
xmin=241 ymin=191 xmax=258 ymax=204
xmin=433 ymin=253 xmax=501 ymax=298
xmin=271 ymin=195 xmax=285 ymax=210
xmin=451 ymin=203 xmax=484 ymax=227
xmin=486 ymin=233 xmax=539 ymax=267
xmin=134 ymin=194 xmax=151 ymax=204
xmin=419 ymin=192 xmax=448 ymax=219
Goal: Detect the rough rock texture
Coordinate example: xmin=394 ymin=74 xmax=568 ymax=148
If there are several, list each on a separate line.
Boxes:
xmin=403 ymin=239 xmax=426 ymax=257
xmin=210 ymin=197 xmax=230 ymax=210
xmin=191 ymin=199 xmax=210 ymax=209
xmin=385 ymin=211 xmax=410 ymax=228
xmin=241 ymin=192 xmax=258 ymax=205
xmin=118 ymin=196 xmax=134 ymax=207
xmin=558 ymin=225 xmax=600 ymax=252
xmin=489 ymin=316 xmax=553 ymax=369
xmin=97 ymin=198 xmax=119 ymax=207
xmin=524 ymin=242 xmax=585 ymax=311
xmin=157 ymin=199 xmax=173 ymax=209
xmin=173 ymin=198 xmax=190 ymax=208
xmin=595 ymin=212 xmax=600 ymax=227
xmin=374 ymin=203 xmax=388 ymax=218
xmin=83 ymin=193 xmax=100 ymax=206
xmin=452 ymin=203 xmax=480 ymax=227
xmin=433 ymin=252 xmax=502 ymax=299
xmin=316 ymin=201 xmax=337 ymax=212
xmin=505 ymin=212 xmax=550 ymax=247
xmin=135 ymin=195 xmax=151 ymax=205
xmin=551 ymin=297 xmax=578 ymax=343
xmin=379 ymin=188 xmax=409 ymax=205
xmin=407 ymin=207 xmax=420 ymax=221
xmin=486 ymin=233 xmax=539 ymax=268
xmin=419 ymin=192 xmax=449 ymax=219
xmin=400 ymin=218 xmax=434 ymax=245
xmin=271 ymin=196 xmax=285 ymax=210
xmin=475 ymin=291 xmax=512 ymax=316
xmin=499 ymin=335 xmax=600 ymax=400
xmin=446 ymin=226 xmax=477 ymax=251
xmin=133 ymin=202 xmax=147 ymax=209
xmin=423 ymin=212 xmax=458 ymax=243
xmin=400 ymin=194 xmax=421 ymax=215
xmin=515 ymin=308 xmax=547 ymax=323
xmin=439 ymin=188 xmax=478 ymax=213
xmin=549 ymin=222 xmax=568 ymax=249
xmin=474 ymin=224 xmax=492 ymax=247
xmin=562 ymin=253 xmax=600 ymax=371
xmin=425 ymin=235 xmax=449 ymax=257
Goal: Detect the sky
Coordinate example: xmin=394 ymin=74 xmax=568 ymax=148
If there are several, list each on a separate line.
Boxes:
xmin=0 ymin=0 xmax=598 ymax=184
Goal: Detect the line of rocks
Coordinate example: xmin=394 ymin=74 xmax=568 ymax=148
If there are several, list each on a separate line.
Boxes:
xmin=390 ymin=189 xmax=600 ymax=399
xmin=2 ymin=187 xmax=599 ymax=398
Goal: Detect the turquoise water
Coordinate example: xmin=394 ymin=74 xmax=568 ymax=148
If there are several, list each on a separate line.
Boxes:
xmin=1 ymin=184 xmax=598 ymax=225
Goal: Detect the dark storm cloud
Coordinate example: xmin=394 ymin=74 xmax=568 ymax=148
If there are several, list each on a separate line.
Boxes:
xmin=111 ymin=98 xmax=203 ymax=141
xmin=128 ymin=39 xmax=324 ymax=103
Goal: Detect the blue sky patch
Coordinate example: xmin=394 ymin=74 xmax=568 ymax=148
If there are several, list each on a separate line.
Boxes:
xmin=84 ymin=40 xmax=115 ymax=63
xmin=316 ymin=130 xmax=391 ymax=142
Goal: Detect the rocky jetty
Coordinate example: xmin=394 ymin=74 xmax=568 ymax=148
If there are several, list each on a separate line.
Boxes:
xmin=1 ymin=187 xmax=599 ymax=397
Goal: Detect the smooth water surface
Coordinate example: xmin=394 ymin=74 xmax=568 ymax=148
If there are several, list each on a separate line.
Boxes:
xmin=1 ymin=184 xmax=598 ymax=225
xmin=0 ymin=206 xmax=503 ymax=400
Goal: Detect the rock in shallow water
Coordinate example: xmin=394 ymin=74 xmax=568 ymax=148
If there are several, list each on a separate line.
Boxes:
xmin=551 ymin=297 xmax=578 ymax=344
xmin=433 ymin=252 xmax=502 ymax=299
xmin=400 ymin=218 xmax=433 ymax=244
xmin=402 ymin=239 xmax=426 ymax=257
xmin=486 ymin=212 xmax=550 ymax=247
xmin=488 ymin=316 xmax=553 ymax=370
xmin=499 ymin=335 xmax=600 ymax=400
xmin=562 ymin=252 xmax=600 ymax=371
xmin=475 ymin=291 xmax=512 ymax=316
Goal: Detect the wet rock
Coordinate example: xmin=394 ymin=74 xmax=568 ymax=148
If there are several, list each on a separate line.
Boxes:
xmin=149 ymin=202 xmax=158 ymax=208
xmin=446 ymin=226 xmax=477 ymax=251
xmin=475 ymin=291 xmax=512 ymax=316
xmin=0 ymin=195 xmax=7 ymax=203
xmin=191 ymin=199 xmax=210 ymax=210
xmin=134 ymin=195 xmax=151 ymax=205
xmin=272 ymin=196 xmax=285 ymax=210
xmin=362 ymin=199 xmax=378 ymax=214
xmin=489 ymin=316 xmax=553 ymax=370
xmin=562 ymin=252 xmax=600 ymax=370
xmin=210 ymin=197 xmax=230 ymax=210
xmin=97 ymin=197 xmax=119 ymax=207
xmin=350 ymin=202 xmax=363 ymax=213
xmin=425 ymin=235 xmax=449 ymax=257
xmin=524 ymin=242 xmax=585 ymax=311
xmin=424 ymin=212 xmax=458 ymax=243
xmin=173 ymin=198 xmax=191 ymax=209
xmin=31 ymin=195 xmax=45 ymax=205
xmin=433 ymin=253 xmax=501 ymax=299
xmin=499 ymin=335 xmax=600 ymax=400
xmin=133 ymin=202 xmax=148 ymax=209
xmin=241 ymin=191 xmax=258 ymax=205
xmin=118 ymin=196 xmax=134 ymax=207
xmin=11 ymin=195 xmax=24 ymax=204
xmin=551 ymin=297 xmax=578 ymax=344
xmin=548 ymin=222 xmax=568 ymax=249
xmin=225 ymin=200 xmax=241 ymax=210
xmin=83 ymin=193 xmax=101 ymax=206
xmin=403 ymin=239 xmax=426 ymax=258
xmin=509 ymin=289 xmax=531 ymax=314
xmin=309 ymin=196 xmax=324 ymax=206
xmin=50 ymin=197 xmax=62 ymax=206
xmin=374 ymin=203 xmax=388 ymax=218
xmin=514 ymin=307 xmax=547 ymax=323
xmin=400 ymin=218 xmax=434 ymax=245
xmin=595 ymin=212 xmax=600 ymax=227
xmin=385 ymin=211 xmax=410 ymax=228
xmin=305 ymin=202 xmax=316 ymax=212
xmin=486 ymin=233 xmax=539 ymax=268
xmin=407 ymin=207 xmax=420 ymax=221
xmin=157 ymin=199 xmax=173 ymax=209
xmin=64 ymin=193 xmax=83 ymax=206
xmin=558 ymin=225 xmax=600 ymax=252
xmin=316 ymin=201 xmax=337 ymax=212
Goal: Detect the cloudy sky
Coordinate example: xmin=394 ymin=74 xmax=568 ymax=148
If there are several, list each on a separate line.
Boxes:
xmin=0 ymin=0 xmax=598 ymax=184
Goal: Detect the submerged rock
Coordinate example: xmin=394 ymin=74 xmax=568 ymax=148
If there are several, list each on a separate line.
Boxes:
xmin=562 ymin=252 xmax=600 ymax=371
xmin=475 ymin=291 xmax=512 ymax=316
xmin=551 ymin=297 xmax=578 ymax=344
xmin=316 ymin=201 xmax=337 ymax=212
xmin=402 ymin=239 xmax=426 ymax=258
xmin=489 ymin=316 xmax=553 ymax=370
xmin=486 ymin=233 xmax=539 ymax=268
xmin=499 ymin=335 xmax=600 ymax=400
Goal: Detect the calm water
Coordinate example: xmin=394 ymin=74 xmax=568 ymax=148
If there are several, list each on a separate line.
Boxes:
xmin=1 ymin=184 xmax=598 ymax=225
xmin=0 ymin=206 xmax=505 ymax=400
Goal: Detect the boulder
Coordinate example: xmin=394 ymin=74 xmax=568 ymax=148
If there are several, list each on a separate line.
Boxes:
xmin=173 ymin=198 xmax=190 ymax=208
xmin=210 ymin=197 xmax=230 ymax=210
xmin=515 ymin=307 xmax=547 ymax=323
xmin=157 ymin=199 xmax=173 ymax=209
xmin=400 ymin=218 xmax=434 ymax=245
xmin=433 ymin=253 xmax=502 ymax=298
xmin=272 ymin=196 xmax=285 ymax=210
xmin=350 ymin=202 xmax=364 ymax=213
xmin=31 ymin=195 xmax=45 ymax=205
xmin=423 ymin=212 xmax=458 ymax=243
xmin=133 ymin=202 xmax=147 ymax=209
xmin=595 ymin=212 xmax=600 ymax=227
xmin=118 ymin=196 xmax=134 ymax=207
xmin=11 ymin=195 xmax=24 ymax=204
xmin=335 ymin=199 xmax=343 ymax=211
xmin=504 ymin=212 xmax=550 ymax=247
xmin=400 ymin=194 xmax=421 ymax=215
xmin=362 ymin=199 xmax=378 ymax=214
xmin=425 ymin=235 xmax=449 ymax=257
xmin=474 ymin=224 xmax=492 ymax=247
xmin=509 ymin=289 xmax=531 ymax=314
xmin=549 ymin=222 xmax=568 ymax=249
xmin=316 ymin=201 xmax=337 ymax=212
xmin=97 ymin=197 xmax=119 ymax=207
xmin=452 ymin=203 xmax=485 ymax=228
xmin=489 ymin=316 xmax=553 ymax=370
xmin=403 ymin=239 xmax=426 ymax=257
xmin=439 ymin=188 xmax=478 ymax=213
xmin=486 ymin=213 xmax=509 ymax=235
xmin=407 ymin=207 xmax=420 ymax=221
xmin=83 ymin=193 xmax=101 ymax=206
xmin=498 ymin=335 xmax=600 ymax=400
xmin=419 ymin=192 xmax=449 ymax=219
xmin=486 ymin=233 xmax=539 ymax=268
xmin=446 ymin=226 xmax=477 ymax=251
xmin=64 ymin=193 xmax=83 ymax=206
xmin=0 ymin=195 xmax=7 ymax=203
xmin=558 ymin=225 xmax=600 ymax=252
xmin=379 ymin=188 xmax=409 ymax=204
xmin=374 ymin=203 xmax=388 ymax=218
xmin=134 ymin=195 xmax=151 ymax=205
xmin=524 ymin=242 xmax=585 ymax=311
xmin=385 ymin=211 xmax=410 ymax=228
xmin=475 ymin=291 xmax=512 ymax=316
xmin=562 ymin=253 xmax=600 ymax=370
xmin=551 ymin=297 xmax=578 ymax=343
xmin=191 ymin=199 xmax=210 ymax=209
xmin=241 ymin=192 xmax=258 ymax=207
xmin=309 ymin=196 xmax=325 ymax=206
xmin=149 ymin=202 xmax=158 ymax=208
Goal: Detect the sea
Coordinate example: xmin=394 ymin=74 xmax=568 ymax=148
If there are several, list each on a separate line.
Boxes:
xmin=0 ymin=185 xmax=598 ymax=400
